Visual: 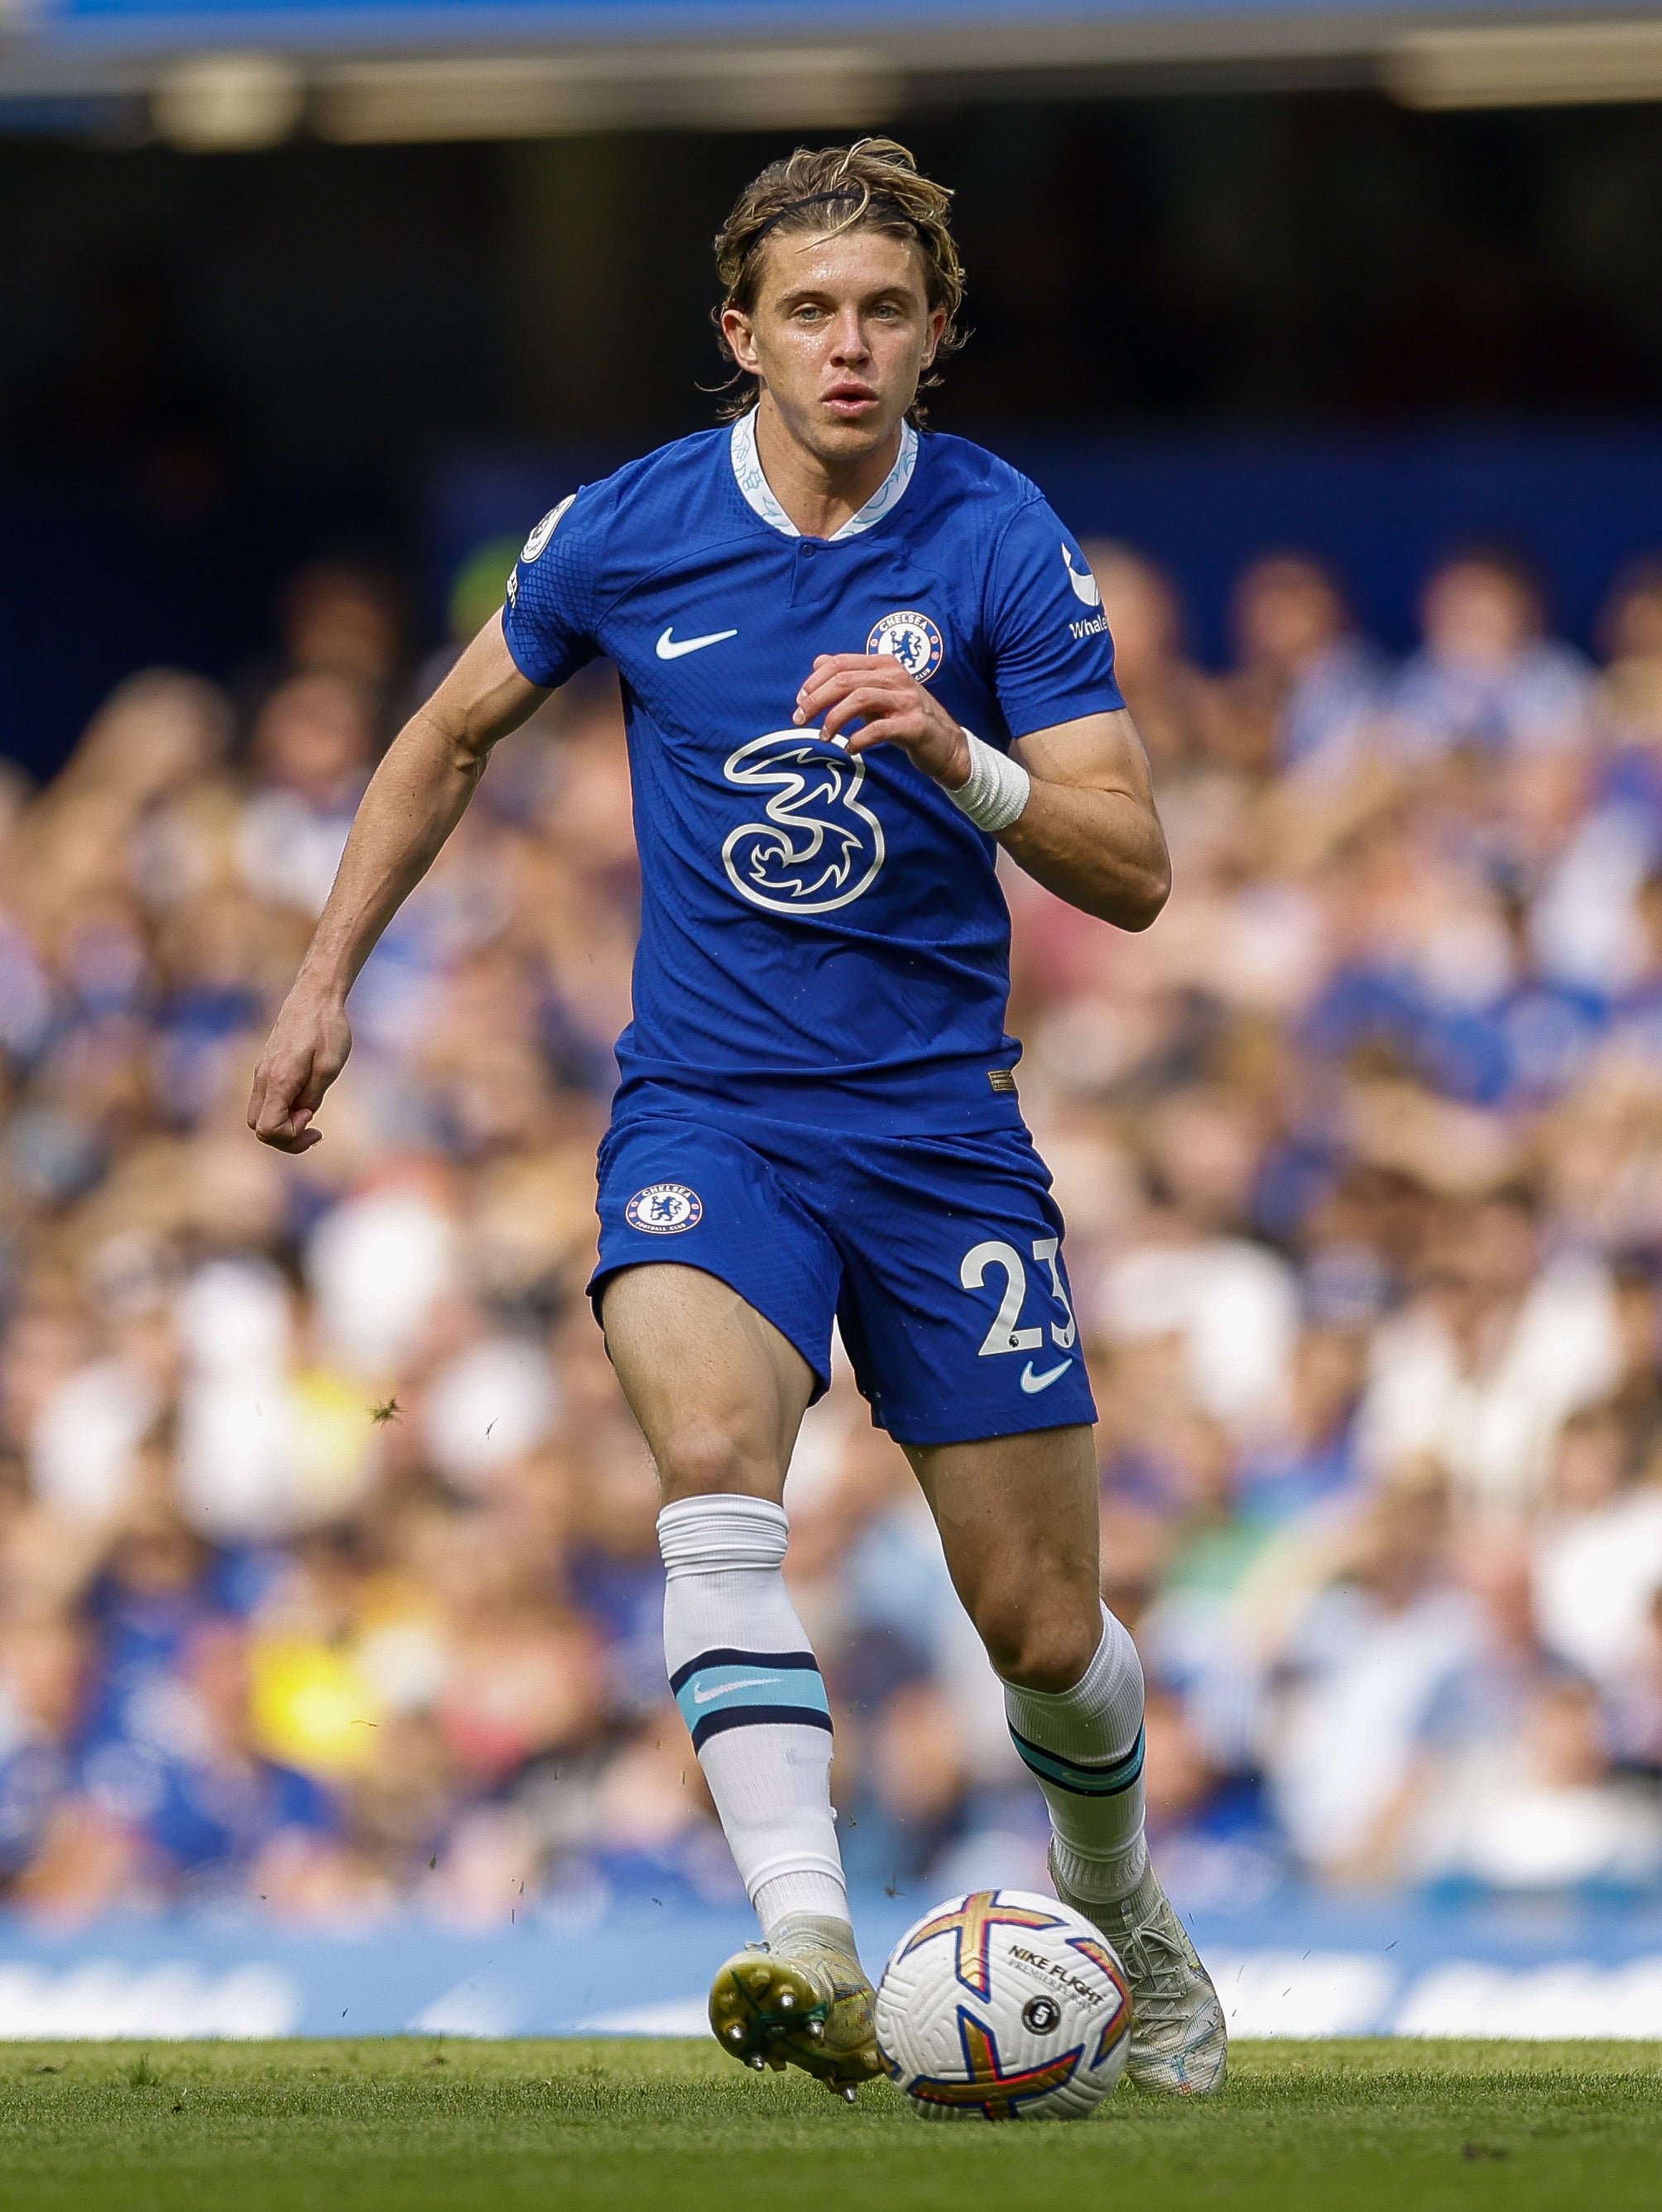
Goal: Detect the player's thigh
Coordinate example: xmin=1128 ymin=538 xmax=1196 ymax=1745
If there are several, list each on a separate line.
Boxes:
xmin=601 ymin=1262 xmax=817 ymax=1504
xmin=593 ymin=1112 xmax=838 ymax=1501
xmin=905 ymin=1423 xmax=1102 ymax=1691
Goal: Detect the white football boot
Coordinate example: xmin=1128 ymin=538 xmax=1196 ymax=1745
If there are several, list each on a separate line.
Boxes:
xmin=1050 ymin=1854 xmax=1227 ymax=2095
xmin=709 ymin=1913 xmax=886 ymax=2102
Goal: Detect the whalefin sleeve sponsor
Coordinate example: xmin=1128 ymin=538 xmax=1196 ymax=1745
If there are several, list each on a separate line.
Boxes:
xmin=983 ymin=494 xmax=1125 ymax=741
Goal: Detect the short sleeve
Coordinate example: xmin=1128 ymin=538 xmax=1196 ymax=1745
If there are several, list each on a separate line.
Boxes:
xmin=501 ymin=488 xmax=603 ymax=689
xmin=984 ymin=497 xmax=1124 ymax=739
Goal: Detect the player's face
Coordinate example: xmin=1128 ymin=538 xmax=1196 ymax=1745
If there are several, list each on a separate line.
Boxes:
xmin=723 ymin=228 xmax=945 ymax=466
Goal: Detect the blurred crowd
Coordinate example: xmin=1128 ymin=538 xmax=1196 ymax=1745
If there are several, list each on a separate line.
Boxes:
xmin=4 ymin=530 xmax=1662 ymax=1929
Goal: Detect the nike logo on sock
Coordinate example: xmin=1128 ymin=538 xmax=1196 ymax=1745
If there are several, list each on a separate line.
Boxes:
xmin=692 ymin=1675 xmax=782 ymax=1703
xmin=1021 ymin=1357 xmax=1074 ymax=1394
xmin=656 ymin=626 xmax=738 ymax=660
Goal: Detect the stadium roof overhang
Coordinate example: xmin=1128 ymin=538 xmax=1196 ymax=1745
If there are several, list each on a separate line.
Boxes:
xmin=2 ymin=0 xmax=1660 ymax=141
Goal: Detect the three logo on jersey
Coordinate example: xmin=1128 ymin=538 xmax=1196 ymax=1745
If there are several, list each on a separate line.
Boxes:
xmin=720 ymin=732 xmax=886 ymax=915
xmin=695 ymin=608 xmax=939 ymax=918
xmin=524 ymin=545 xmax=1096 ymax=919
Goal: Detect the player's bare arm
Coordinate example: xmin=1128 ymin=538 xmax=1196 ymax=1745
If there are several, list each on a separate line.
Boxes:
xmin=247 ymin=615 xmax=545 ymax=1154
xmin=794 ymin=651 xmax=1170 ymax=929
xmin=1005 ymin=710 xmax=1170 ymax=925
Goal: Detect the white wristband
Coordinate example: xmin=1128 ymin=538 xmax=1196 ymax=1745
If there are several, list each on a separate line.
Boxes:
xmin=944 ymin=730 xmax=1030 ymax=834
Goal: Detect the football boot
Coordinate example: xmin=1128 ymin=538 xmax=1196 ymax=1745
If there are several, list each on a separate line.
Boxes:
xmin=709 ymin=1912 xmax=886 ymax=2102
xmin=1050 ymin=1854 xmax=1227 ymax=2095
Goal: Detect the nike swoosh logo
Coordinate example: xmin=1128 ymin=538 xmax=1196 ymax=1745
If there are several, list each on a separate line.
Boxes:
xmin=1021 ymin=1358 xmax=1074 ymax=1394
xmin=692 ymin=1676 xmax=781 ymax=1704
xmin=656 ymin=626 xmax=737 ymax=660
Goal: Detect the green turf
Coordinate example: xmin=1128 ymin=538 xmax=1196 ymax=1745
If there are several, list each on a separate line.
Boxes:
xmin=0 ymin=2038 xmax=1657 ymax=2212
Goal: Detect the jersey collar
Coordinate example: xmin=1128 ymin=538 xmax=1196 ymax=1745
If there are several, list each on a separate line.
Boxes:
xmin=729 ymin=406 xmax=918 ymax=542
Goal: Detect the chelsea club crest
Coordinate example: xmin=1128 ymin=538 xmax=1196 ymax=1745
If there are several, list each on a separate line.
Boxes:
xmin=625 ymin=1183 xmax=704 ymax=1235
xmin=867 ymin=610 xmax=944 ymax=684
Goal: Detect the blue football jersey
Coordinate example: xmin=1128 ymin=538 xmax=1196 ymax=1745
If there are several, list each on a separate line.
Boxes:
xmin=502 ymin=411 xmax=1122 ymax=1126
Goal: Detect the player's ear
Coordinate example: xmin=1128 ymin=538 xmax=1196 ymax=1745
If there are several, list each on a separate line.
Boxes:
xmin=722 ymin=306 xmax=761 ymax=375
xmin=920 ymin=305 xmax=948 ymax=371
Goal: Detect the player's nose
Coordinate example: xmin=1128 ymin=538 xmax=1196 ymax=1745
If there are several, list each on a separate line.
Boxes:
xmin=827 ymin=311 xmax=870 ymax=362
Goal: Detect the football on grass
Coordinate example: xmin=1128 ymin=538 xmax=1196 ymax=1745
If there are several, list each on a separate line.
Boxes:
xmin=875 ymin=1887 xmax=1131 ymax=2121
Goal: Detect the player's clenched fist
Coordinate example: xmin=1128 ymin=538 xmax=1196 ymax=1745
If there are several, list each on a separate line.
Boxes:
xmin=247 ymin=991 xmax=353 ymax=1153
xmin=793 ymin=652 xmax=973 ymax=789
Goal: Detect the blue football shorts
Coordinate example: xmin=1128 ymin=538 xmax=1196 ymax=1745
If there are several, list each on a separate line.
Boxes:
xmin=590 ymin=1094 xmax=1098 ymax=1448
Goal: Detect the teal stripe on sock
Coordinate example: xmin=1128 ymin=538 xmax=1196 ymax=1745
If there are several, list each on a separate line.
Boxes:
xmin=675 ymin=1661 xmax=830 ymax=1739
xmin=1009 ymin=1724 xmax=1145 ymax=1797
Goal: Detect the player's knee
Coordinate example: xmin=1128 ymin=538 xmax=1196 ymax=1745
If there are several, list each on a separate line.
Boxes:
xmin=975 ymin=1595 xmax=1101 ymax=1694
xmin=653 ymin=1418 xmax=771 ymax=1503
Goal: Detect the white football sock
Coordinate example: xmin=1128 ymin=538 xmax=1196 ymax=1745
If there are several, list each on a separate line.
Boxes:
xmin=1002 ymin=1603 xmax=1149 ymax=1903
xmin=658 ymin=1493 xmax=848 ymax=1936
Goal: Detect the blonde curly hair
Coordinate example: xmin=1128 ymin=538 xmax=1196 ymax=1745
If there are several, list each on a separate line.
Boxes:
xmin=712 ymin=138 xmax=967 ymax=424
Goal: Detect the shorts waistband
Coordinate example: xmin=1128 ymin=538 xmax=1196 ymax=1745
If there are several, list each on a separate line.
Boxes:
xmin=612 ymin=1055 xmax=1025 ymax=1135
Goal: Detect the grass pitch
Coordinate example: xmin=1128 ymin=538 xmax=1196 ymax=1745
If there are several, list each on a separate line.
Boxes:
xmin=0 ymin=2038 xmax=1657 ymax=2212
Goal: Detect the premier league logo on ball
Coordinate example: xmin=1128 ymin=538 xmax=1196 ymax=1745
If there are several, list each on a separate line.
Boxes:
xmin=624 ymin=1183 xmax=704 ymax=1235
xmin=867 ymin=610 xmax=944 ymax=684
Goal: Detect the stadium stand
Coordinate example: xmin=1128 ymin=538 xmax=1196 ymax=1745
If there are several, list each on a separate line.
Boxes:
xmin=3 ymin=535 xmax=1662 ymax=1932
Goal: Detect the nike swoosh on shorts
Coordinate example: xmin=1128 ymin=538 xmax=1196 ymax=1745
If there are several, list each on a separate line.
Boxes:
xmin=656 ymin=626 xmax=738 ymax=660
xmin=1020 ymin=1358 xmax=1074 ymax=1394
xmin=693 ymin=1676 xmax=781 ymax=1703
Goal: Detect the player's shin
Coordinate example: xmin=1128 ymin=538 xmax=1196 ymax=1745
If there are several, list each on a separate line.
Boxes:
xmin=659 ymin=1493 xmax=848 ymax=1929
xmin=1002 ymin=1602 xmax=1227 ymax=2094
xmin=658 ymin=1494 xmax=881 ymax=2093
xmin=1002 ymin=1601 xmax=1149 ymax=1903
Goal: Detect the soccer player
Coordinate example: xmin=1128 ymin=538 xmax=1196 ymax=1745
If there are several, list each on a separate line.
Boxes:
xmin=249 ymin=139 xmax=1226 ymax=2100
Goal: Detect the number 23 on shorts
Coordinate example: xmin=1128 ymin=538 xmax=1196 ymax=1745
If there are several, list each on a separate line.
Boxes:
xmin=959 ymin=1236 xmax=1078 ymax=1389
